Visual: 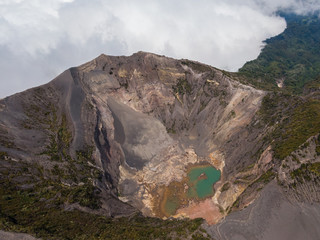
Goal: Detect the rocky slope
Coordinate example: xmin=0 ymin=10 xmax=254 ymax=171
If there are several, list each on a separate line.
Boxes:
xmin=1 ymin=51 xmax=320 ymax=239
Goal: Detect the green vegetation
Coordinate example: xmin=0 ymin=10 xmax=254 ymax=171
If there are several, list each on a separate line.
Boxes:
xmin=172 ymin=77 xmax=192 ymax=95
xmin=41 ymin=109 xmax=72 ymax=162
xmin=23 ymin=99 xmax=67 ymax=162
xmin=316 ymin=146 xmax=320 ymax=156
xmin=227 ymin=110 xmax=236 ymax=120
xmin=291 ymin=154 xmax=301 ymax=164
xmin=239 ymin=13 xmax=320 ymax=93
xmin=290 ymin=162 xmax=320 ymax=183
xmin=254 ymin=169 xmax=276 ymax=184
xmin=258 ymin=91 xmax=320 ymax=160
xmin=166 ymin=128 xmax=177 ymax=134
xmin=244 ymin=163 xmax=255 ymax=171
xmin=258 ymin=93 xmax=288 ymax=125
xmin=166 ymin=121 xmax=177 ymax=134
xmin=192 ymin=232 xmax=211 ymax=240
xmin=68 ymin=183 xmax=101 ymax=209
xmin=315 ymin=134 xmax=320 ymax=156
xmin=0 ymin=186 xmax=207 ymax=239
xmin=120 ymin=81 xmax=129 ymax=89
xmin=0 ymin=151 xmax=8 ymax=160
xmin=0 ymin=157 xmax=209 ymax=239
xmin=76 ymin=146 xmax=95 ymax=164
xmin=20 ymin=93 xmax=103 ymax=209
xmin=303 ymin=76 xmax=320 ymax=92
xmin=220 ymin=182 xmax=230 ymax=192
xmin=272 ymin=99 xmax=320 ymax=159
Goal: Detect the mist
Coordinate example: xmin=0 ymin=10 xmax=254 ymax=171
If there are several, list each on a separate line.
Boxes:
xmin=0 ymin=0 xmax=319 ymax=98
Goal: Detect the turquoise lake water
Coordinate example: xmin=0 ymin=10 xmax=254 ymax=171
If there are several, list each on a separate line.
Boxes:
xmin=187 ymin=166 xmax=221 ymax=199
xmin=163 ymin=165 xmax=221 ymax=216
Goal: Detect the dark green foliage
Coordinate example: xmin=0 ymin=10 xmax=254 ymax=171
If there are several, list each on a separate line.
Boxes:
xmin=255 ymin=169 xmax=276 ymax=184
xmin=227 ymin=110 xmax=236 ymax=120
xmin=172 ymin=77 xmax=192 ymax=95
xmin=41 ymin=110 xmax=72 ymax=162
xmin=258 ymin=92 xmax=294 ymax=126
xmin=316 ymin=145 xmax=320 ymax=156
xmin=192 ymin=232 xmax=210 ymax=240
xmin=166 ymin=127 xmax=176 ymax=134
xmin=221 ymin=182 xmax=230 ymax=192
xmin=316 ymin=135 xmax=320 ymax=156
xmin=303 ymin=76 xmax=320 ymax=93
xmin=258 ymin=93 xmax=279 ymax=123
xmin=21 ymin=97 xmax=103 ymax=209
xmin=239 ymin=13 xmax=320 ymax=93
xmin=166 ymin=121 xmax=177 ymax=134
xmin=0 ymin=178 xmax=207 ymax=239
xmin=309 ymin=162 xmax=320 ymax=176
xmin=51 ymin=164 xmax=65 ymax=177
xmin=244 ymin=163 xmax=255 ymax=171
xmin=0 ymin=151 xmax=8 ymax=160
xmin=290 ymin=162 xmax=320 ymax=183
xmin=258 ymin=92 xmax=320 ymax=160
xmin=22 ymin=91 xmax=72 ymax=163
xmin=76 ymin=146 xmax=94 ymax=164
xmin=291 ymin=154 xmax=300 ymax=164
xmin=120 ymin=81 xmax=129 ymax=89
xmin=300 ymin=142 xmax=310 ymax=149
xmin=231 ymin=198 xmax=240 ymax=210
xmin=272 ymin=99 xmax=320 ymax=159
xmin=67 ymin=183 xmax=101 ymax=209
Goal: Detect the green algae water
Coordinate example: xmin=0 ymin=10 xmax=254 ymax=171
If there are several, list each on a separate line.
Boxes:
xmin=164 ymin=197 xmax=179 ymax=216
xmin=162 ymin=165 xmax=221 ymax=216
xmin=187 ymin=166 xmax=221 ymax=199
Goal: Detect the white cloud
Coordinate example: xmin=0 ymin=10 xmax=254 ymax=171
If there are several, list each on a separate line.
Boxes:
xmin=0 ymin=0 xmax=319 ymax=97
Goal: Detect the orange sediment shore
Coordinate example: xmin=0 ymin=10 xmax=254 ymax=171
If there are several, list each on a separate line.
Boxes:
xmin=177 ymin=198 xmax=223 ymax=225
xmin=152 ymin=162 xmax=222 ymax=221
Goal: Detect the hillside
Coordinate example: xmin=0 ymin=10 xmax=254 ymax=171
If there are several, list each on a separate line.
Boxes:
xmin=239 ymin=12 xmax=320 ymax=94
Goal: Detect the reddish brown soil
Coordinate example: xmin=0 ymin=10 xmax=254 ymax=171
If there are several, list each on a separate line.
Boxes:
xmin=177 ymin=199 xmax=223 ymax=225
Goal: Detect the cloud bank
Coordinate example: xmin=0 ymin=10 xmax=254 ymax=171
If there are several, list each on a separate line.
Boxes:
xmin=0 ymin=0 xmax=319 ymax=97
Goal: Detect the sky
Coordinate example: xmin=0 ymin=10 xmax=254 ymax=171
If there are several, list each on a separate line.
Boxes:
xmin=0 ymin=0 xmax=319 ymax=98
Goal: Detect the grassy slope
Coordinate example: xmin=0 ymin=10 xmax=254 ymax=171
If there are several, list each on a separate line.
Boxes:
xmin=258 ymin=93 xmax=320 ymax=160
